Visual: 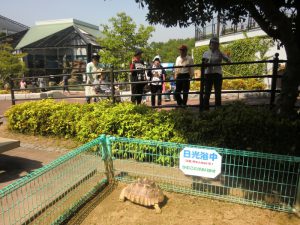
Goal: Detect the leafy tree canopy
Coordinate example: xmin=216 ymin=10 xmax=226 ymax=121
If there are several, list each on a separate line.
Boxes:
xmin=149 ymin=38 xmax=195 ymax=63
xmin=98 ymin=12 xmax=155 ymax=69
xmin=0 ymin=43 xmax=27 ymax=88
xmin=135 ymin=0 xmax=298 ymax=43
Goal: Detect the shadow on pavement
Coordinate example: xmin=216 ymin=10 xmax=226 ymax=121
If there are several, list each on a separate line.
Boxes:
xmin=0 ymin=154 xmax=43 ymax=187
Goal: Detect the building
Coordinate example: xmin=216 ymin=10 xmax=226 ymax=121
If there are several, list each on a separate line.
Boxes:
xmin=1 ymin=18 xmax=103 ymax=77
xmin=0 ymin=14 xmax=28 ymax=36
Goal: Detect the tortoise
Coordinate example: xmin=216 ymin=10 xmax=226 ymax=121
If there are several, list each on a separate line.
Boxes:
xmin=119 ymin=178 xmax=165 ymax=213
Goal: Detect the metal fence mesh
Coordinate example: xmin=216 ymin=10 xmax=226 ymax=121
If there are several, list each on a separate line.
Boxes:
xmin=0 ymin=138 xmax=106 ymax=225
xmin=110 ymin=136 xmax=300 ymax=212
xmin=0 ymin=135 xmax=299 ymax=224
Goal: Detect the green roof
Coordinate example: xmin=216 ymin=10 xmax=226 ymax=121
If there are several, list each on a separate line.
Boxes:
xmin=15 ymin=19 xmax=102 ymax=49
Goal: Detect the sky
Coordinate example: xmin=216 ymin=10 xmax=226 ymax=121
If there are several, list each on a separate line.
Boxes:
xmin=0 ymin=0 xmax=195 ymax=43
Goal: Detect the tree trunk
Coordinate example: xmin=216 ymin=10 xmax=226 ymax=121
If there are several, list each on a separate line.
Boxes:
xmin=276 ymin=44 xmax=300 ymax=117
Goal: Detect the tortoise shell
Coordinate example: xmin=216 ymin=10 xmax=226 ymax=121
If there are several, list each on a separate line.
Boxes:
xmin=119 ymin=178 xmax=164 ymax=208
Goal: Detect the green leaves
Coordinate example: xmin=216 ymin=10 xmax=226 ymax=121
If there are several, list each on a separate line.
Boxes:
xmin=149 ymin=38 xmax=195 ymax=63
xmin=98 ymin=12 xmax=155 ymax=76
xmin=5 ymin=100 xmax=300 ymax=158
xmin=0 ymin=44 xmax=27 ymax=88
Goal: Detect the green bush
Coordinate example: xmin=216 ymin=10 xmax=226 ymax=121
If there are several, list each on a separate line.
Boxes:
xmin=0 ymin=90 xmax=9 ymax=94
xmin=222 ymin=79 xmax=266 ymax=90
xmin=5 ymin=100 xmax=300 ymax=158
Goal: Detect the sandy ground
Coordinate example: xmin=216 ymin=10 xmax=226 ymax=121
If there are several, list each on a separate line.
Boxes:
xmin=72 ymin=183 xmax=300 ymax=225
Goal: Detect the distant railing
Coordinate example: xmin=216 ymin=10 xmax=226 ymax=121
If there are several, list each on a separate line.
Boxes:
xmin=9 ymin=53 xmax=287 ymax=110
xmin=195 ymin=16 xmax=261 ymax=42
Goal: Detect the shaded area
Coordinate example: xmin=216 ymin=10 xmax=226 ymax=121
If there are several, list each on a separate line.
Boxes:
xmin=0 ymin=154 xmax=43 ymax=185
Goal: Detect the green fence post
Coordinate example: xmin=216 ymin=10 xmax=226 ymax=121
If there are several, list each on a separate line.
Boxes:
xmin=101 ymin=135 xmax=114 ymax=183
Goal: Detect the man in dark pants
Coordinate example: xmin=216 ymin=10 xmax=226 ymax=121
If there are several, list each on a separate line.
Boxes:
xmin=202 ymin=37 xmax=231 ymax=110
xmin=130 ymin=49 xmax=146 ymax=105
xmin=174 ymin=45 xmax=194 ymax=106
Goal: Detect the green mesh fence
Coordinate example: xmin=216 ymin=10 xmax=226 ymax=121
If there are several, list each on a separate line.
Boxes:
xmin=0 ymin=136 xmax=107 ymax=225
xmin=109 ymin=136 xmax=300 ymax=213
xmin=1 ymin=135 xmax=299 ymax=225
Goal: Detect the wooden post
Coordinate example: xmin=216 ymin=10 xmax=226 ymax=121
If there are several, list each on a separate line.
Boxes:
xmin=199 ymin=58 xmax=205 ymax=111
xmin=9 ymin=77 xmax=16 ymax=105
xmin=270 ymin=53 xmax=279 ymax=109
xmin=110 ymin=68 xmax=115 ymax=103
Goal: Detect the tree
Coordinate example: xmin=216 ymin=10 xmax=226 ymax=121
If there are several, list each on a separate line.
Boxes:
xmin=98 ymin=12 xmax=154 ymax=78
xmin=0 ymin=43 xmax=27 ymax=88
xmin=150 ymin=38 xmax=195 ymax=63
xmin=135 ymin=0 xmax=300 ymax=117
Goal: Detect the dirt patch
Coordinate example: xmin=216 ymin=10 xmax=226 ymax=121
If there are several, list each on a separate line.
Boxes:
xmin=75 ymin=183 xmax=299 ymax=225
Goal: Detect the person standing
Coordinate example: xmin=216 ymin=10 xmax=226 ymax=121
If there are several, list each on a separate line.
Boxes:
xmin=84 ymin=54 xmax=103 ymax=104
xmin=130 ymin=49 xmax=147 ymax=105
xmin=38 ymin=77 xmax=46 ymax=92
xmin=20 ymin=79 xmax=27 ymax=90
xmin=62 ymin=56 xmax=71 ymax=94
xmin=147 ymin=56 xmax=166 ymax=107
xmin=174 ymin=45 xmax=194 ymax=107
xmin=202 ymin=37 xmax=231 ymax=110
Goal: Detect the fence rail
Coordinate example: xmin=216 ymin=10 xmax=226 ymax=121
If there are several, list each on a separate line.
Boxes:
xmin=1 ymin=135 xmax=299 ymax=224
xmin=8 ymin=54 xmax=288 ymax=109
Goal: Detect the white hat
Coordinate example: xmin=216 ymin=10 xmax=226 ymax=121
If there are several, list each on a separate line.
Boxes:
xmin=153 ymin=55 xmax=161 ymax=62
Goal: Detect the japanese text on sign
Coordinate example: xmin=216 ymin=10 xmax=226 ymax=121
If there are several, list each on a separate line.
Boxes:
xmin=180 ymin=147 xmax=222 ymax=178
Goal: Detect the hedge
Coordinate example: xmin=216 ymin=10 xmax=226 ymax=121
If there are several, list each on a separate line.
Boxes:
xmin=5 ymin=100 xmax=300 ymax=157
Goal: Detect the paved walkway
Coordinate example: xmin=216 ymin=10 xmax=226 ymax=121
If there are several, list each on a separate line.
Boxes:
xmin=0 ymin=146 xmax=65 ymax=189
xmin=0 ymin=137 xmax=20 ymax=154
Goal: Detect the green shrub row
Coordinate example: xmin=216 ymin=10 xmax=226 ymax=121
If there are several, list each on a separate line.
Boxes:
xmin=189 ymin=78 xmax=265 ymax=91
xmin=5 ymin=100 xmax=300 ymax=157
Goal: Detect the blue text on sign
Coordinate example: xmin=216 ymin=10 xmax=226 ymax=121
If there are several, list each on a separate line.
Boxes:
xmin=183 ymin=150 xmax=218 ymax=161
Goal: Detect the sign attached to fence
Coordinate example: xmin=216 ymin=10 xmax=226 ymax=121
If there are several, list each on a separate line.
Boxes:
xmin=179 ymin=147 xmax=222 ymax=178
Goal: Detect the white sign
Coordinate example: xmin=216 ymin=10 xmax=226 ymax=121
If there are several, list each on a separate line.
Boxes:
xmin=179 ymin=147 xmax=222 ymax=178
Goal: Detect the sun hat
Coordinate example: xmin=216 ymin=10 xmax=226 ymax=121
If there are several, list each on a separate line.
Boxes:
xmin=153 ymin=55 xmax=161 ymax=62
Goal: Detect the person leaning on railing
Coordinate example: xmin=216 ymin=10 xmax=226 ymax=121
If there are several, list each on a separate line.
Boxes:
xmin=174 ymin=45 xmax=194 ymax=107
xmin=202 ymin=37 xmax=231 ymax=110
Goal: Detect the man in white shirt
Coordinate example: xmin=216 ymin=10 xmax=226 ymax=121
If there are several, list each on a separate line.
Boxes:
xmin=202 ymin=37 xmax=231 ymax=110
xmin=174 ymin=45 xmax=194 ymax=106
xmin=84 ymin=54 xmax=103 ymax=103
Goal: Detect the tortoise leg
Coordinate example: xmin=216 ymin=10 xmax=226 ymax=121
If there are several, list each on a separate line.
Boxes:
xmin=154 ymin=203 xmax=161 ymax=213
xmin=119 ymin=188 xmax=126 ymax=202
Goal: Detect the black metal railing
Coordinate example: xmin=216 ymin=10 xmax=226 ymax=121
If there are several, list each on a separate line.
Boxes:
xmin=9 ymin=53 xmax=287 ymax=111
xmin=195 ymin=16 xmax=261 ymax=42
